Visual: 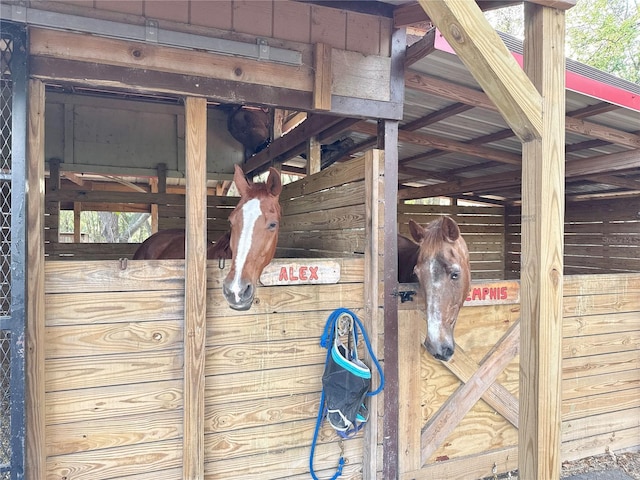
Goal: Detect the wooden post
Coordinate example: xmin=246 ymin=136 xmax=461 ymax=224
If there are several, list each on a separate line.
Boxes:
xmin=46 ymin=157 xmax=61 ymax=244
xmin=381 ymin=120 xmax=400 ymax=480
xmin=183 ymin=97 xmax=208 ymax=480
xmin=363 ymin=149 xmax=382 ymax=478
xmin=398 ymin=311 xmax=422 ymax=474
xmin=520 ymin=4 xmax=566 ymax=479
xmin=313 ymin=43 xmax=332 ymax=111
xmin=306 ymin=136 xmax=321 ymax=175
xmin=26 ymin=79 xmax=46 ymax=480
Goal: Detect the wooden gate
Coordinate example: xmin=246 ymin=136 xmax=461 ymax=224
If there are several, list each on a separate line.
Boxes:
xmin=397 ymin=273 xmax=640 ymax=480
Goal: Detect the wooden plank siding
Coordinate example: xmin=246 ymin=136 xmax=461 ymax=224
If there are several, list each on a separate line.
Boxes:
xmin=43 ymin=258 xmax=369 ymax=480
xmin=505 ymin=197 xmax=640 ymax=278
xmin=398 ymin=273 xmax=640 ymax=480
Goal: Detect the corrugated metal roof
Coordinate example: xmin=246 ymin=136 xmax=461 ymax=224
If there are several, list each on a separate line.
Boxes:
xmin=330 ymin=25 xmax=640 ymax=205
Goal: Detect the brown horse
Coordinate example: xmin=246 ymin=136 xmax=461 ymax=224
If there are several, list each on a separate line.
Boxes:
xmin=133 ymin=164 xmax=282 ymax=311
xmin=133 ymin=230 xmax=231 ymax=260
xmin=397 ymin=217 xmax=470 ymax=361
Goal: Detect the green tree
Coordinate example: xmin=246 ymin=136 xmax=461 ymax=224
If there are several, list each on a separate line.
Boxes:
xmin=566 ymin=0 xmax=639 ymax=83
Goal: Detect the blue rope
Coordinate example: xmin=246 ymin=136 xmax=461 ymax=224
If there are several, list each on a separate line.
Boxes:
xmin=309 ymin=308 xmax=384 ymax=479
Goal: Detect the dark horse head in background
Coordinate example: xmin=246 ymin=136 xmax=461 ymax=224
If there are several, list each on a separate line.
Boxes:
xmin=133 ymin=164 xmax=282 ymax=311
xmin=397 ymin=216 xmax=470 ymax=361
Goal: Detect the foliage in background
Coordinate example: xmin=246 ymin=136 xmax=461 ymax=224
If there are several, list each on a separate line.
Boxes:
xmin=485 ymin=0 xmax=640 ymax=84
xmin=60 ymin=210 xmax=150 ymax=243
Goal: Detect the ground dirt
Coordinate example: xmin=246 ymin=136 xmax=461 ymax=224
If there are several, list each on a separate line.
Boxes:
xmin=484 ymin=451 xmax=640 ymax=480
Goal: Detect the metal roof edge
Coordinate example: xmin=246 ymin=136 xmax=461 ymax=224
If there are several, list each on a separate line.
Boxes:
xmin=432 ymin=29 xmax=640 ymax=112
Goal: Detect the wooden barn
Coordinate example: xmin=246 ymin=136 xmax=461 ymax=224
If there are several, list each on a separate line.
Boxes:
xmin=0 ymin=1 xmax=638 ymax=479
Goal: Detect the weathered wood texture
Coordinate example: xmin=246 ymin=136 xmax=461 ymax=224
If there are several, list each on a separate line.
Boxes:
xmin=278 ymin=154 xmax=369 ymax=257
xmin=43 ymin=257 xmax=369 ymax=480
xmin=398 ymin=203 xmax=505 ymax=280
xmin=505 ymin=197 xmax=640 ymax=278
xmin=399 ymin=273 xmax=640 ymax=480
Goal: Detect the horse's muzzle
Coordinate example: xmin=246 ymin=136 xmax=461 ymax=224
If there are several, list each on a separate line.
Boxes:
xmin=223 ymin=281 xmax=255 ymax=311
xmin=424 ymin=340 xmax=455 ymax=362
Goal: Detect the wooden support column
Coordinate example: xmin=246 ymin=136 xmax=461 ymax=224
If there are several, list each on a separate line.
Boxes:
xmin=313 ymin=43 xmax=332 ymax=111
xmin=45 ymin=157 xmax=60 ymax=243
xmin=381 ymin=119 xmax=400 ymax=480
xmin=520 ymin=4 xmax=566 ymax=480
xmin=26 ymin=79 xmax=46 ymax=480
xmin=183 ymin=97 xmax=207 ymax=480
xmin=306 ymin=136 xmax=321 ymax=175
xmin=364 ymin=149 xmax=382 ymax=478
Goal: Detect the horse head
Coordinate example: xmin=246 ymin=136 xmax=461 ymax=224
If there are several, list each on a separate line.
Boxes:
xmin=409 ymin=216 xmax=470 ymax=361
xmin=223 ymin=164 xmax=282 ymax=310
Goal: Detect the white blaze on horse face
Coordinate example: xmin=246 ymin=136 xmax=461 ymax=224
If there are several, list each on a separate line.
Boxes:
xmin=426 ymin=257 xmax=442 ymax=344
xmin=229 ymin=198 xmax=261 ymax=301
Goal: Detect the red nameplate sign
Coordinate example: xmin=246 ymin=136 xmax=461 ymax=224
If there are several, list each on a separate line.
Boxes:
xmin=260 ymin=260 xmax=341 ymax=286
xmin=464 ymin=280 xmax=520 ymax=306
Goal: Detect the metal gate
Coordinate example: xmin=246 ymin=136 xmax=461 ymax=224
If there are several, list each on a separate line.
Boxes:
xmin=0 ymin=22 xmax=27 ymax=480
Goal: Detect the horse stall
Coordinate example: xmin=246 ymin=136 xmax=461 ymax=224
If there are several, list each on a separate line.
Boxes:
xmin=41 ymin=150 xmax=383 ymax=479
xmin=395 ymin=198 xmax=640 ymax=479
xmin=3 ymin=1 xmax=640 ymax=480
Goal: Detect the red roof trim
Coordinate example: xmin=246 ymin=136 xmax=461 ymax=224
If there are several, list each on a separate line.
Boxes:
xmin=433 ymin=30 xmax=640 ymax=112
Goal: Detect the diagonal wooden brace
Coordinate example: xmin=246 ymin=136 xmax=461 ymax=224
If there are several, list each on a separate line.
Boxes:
xmin=421 ymin=319 xmax=520 ymax=465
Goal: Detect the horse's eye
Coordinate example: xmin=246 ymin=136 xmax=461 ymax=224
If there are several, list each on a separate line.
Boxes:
xmin=267 ymin=221 xmax=278 ymax=231
xmin=450 ymin=272 xmax=459 ymax=280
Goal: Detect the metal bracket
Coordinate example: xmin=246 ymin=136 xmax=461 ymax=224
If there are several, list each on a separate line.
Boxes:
xmin=145 ymin=19 xmax=159 ymax=43
xmin=392 ymin=289 xmax=416 ymax=303
xmin=257 ymin=38 xmax=270 ymax=61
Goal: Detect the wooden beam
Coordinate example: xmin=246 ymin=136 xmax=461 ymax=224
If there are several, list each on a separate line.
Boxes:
xmin=581 ymin=174 xmax=640 ymax=191
xmin=26 ymin=78 xmax=46 ymax=480
xmin=395 ymin=1 xmax=521 ymax=28
xmin=405 ymin=70 xmax=640 ymax=151
xmin=401 ymin=102 xmax=473 ymax=131
xmin=183 ymin=96 xmax=207 ymax=480
xmin=405 ymin=27 xmax=436 ymax=67
xmin=421 ymin=320 xmax=520 ymax=464
xmin=519 ymin=4 xmax=565 ymax=479
xmin=243 ymin=114 xmax=353 ymax=176
xmin=313 ymin=43 xmax=332 ymax=111
xmin=442 ymin=343 xmax=519 ymax=428
xmin=29 ymin=28 xmax=313 ymax=94
xmin=566 ymin=148 xmax=639 ymax=177
xmin=418 ymin=0 xmax=543 ymax=142
xmin=525 ymin=0 xmax=577 ymax=10
xmin=398 ymin=148 xmax=638 ymax=199
xmin=352 ymin=120 xmax=522 ymax=165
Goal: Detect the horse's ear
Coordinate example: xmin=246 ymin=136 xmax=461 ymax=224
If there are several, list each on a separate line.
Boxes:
xmin=441 ymin=216 xmax=461 ymax=242
xmin=266 ymin=167 xmax=283 ymax=197
xmin=233 ymin=164 xmax=250 ymax=196
xmin=409 ymin=219 xmax=426 ymax=243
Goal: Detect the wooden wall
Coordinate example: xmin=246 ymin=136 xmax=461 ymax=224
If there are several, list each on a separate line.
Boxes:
xmin=43 ymin=257 xmax=370 ymax=479
xmin=398 ymin=204 xmax=505 ymax=280
xmin=278 ymin=154 xmax=370 ymax=258
xmin=36 ymin=0 xmax=392 ymax=58
xmin=505 ymin=197 xmax=640 ymax=277
xmin=397 ymin=273 xmax=640 ymax=480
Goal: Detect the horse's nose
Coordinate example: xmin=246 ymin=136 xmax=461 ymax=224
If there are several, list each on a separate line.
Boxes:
xmin=434 ymin=344 xmax=454 ymax=362
xmin=223 ymin=281 xmax=255 ymax=311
